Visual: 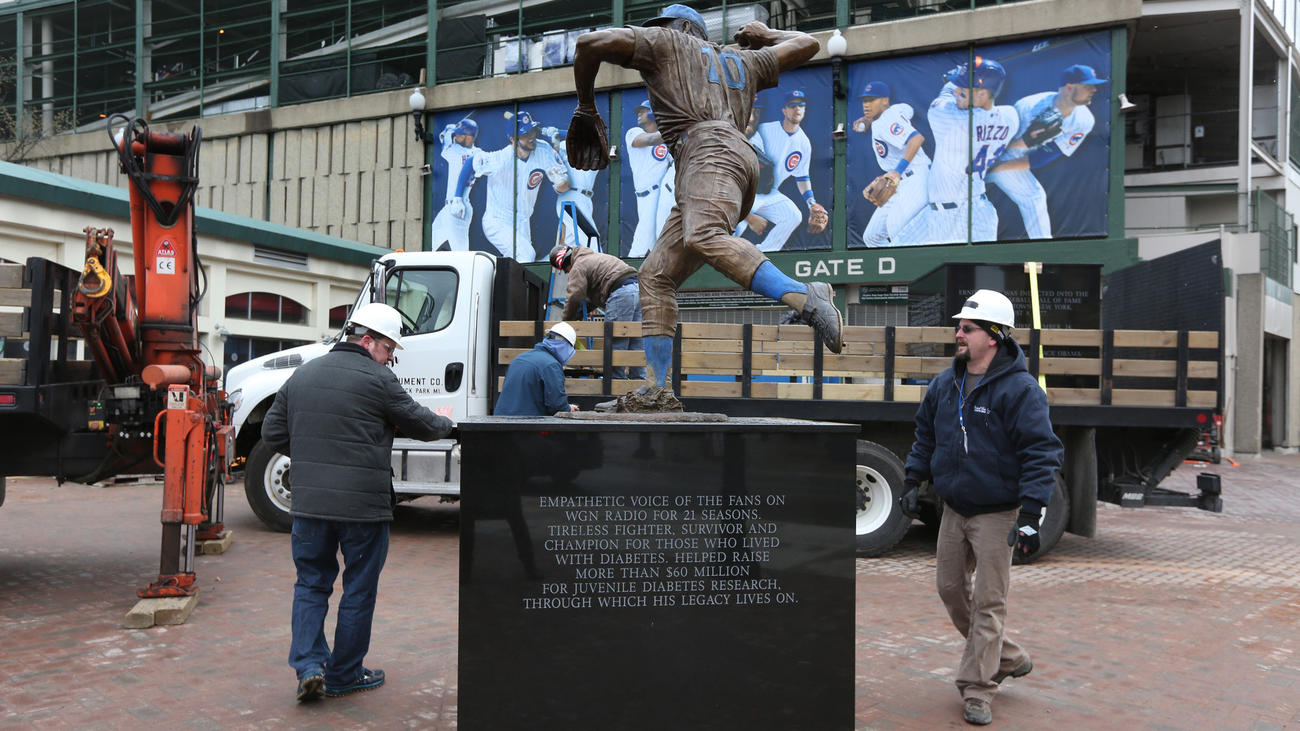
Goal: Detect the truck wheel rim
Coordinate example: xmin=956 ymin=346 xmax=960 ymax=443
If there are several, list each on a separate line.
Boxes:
xmin=265 ymin=453 xmax=292 ymax=511
xmin=856 ymin=464 xmax=891 ymax=535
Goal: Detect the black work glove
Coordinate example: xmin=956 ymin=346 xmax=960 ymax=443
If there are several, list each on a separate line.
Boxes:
xmin=1008 ymin=509 xmax=1041 ymax=556
xmin=899 ymin=477 xmax=920 ymax=518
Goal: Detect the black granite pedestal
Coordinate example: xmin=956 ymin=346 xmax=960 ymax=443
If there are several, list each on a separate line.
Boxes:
xmin=458 ymin=417 xmax=857 ymax=731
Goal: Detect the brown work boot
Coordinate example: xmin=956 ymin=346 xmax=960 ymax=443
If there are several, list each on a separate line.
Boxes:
xmin=963 ymin=698 xmax=992 ymax=725
xmin=992 ymin=658 xmax=1032 ymax=684
xmin=781 ymin=281 xmax=844 ymax=353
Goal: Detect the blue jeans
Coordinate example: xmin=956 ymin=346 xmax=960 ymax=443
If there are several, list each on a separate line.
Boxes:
xmin=289 ymin=517 xmax=389 ymax=685
xmin=604 ymin=281 xmax=645 ymax=380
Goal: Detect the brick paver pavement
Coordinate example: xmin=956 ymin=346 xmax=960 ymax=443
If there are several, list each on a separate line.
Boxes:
xmin=2 ymin=453 xmax=1298 ymax=729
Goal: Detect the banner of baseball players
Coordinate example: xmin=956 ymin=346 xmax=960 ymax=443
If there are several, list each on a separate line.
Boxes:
xmin=427 ymin=30 xmax=1109 ymax=261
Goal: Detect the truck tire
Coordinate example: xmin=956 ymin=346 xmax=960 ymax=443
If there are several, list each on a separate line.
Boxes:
xmin=855 ymin=440 xmax=911 ymax=556
xmin=1012 ymin=473 xmax=1069 ymax=564
xmin=245 ymin=439 xmax=293 ymax=532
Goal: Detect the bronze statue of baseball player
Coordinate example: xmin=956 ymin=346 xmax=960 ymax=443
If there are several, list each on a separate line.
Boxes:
xmin=566 ymin=5 xmax=844 ymax=410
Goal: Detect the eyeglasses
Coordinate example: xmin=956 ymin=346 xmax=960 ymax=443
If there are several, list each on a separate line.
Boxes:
xmin=955 ymin=324 xmax=979 ymax=335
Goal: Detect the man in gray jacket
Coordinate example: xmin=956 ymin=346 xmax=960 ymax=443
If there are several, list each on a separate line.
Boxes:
xmin=550 ymin=244 xmax=645 ymax=380
xmin=263 ymin=302 xmax=454 ymax=702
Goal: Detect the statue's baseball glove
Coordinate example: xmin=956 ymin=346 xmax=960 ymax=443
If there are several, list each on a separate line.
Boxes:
xmin=1021 ymin=106 xmax=1064 ymax=147
xmin=806 ymin=202 xmax=829 ymax=234
xmin=566 ymin=107 xmax=609 ymax=170
xmin=864 ymin=175 xmax=898 ymax=207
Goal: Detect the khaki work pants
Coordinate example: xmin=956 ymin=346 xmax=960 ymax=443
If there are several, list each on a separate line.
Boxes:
xmin=935 ymin=506 xmax=1031 ymax=703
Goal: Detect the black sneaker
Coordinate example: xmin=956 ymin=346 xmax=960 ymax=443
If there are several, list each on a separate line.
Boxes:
xmin=295 ymin=670 xmax=324 ymax=702
xmin=782 ymin=282 xmax=844 ymax=354
xmin=963 ymin=698 xmax=992 ymax=725
xmin=992 ymin=658 xmax=1032 ymax=684
xmin=325 ymin=667 xmax=385 ymax=697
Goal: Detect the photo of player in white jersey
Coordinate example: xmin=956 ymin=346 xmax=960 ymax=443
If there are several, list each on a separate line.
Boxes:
xmin=624 ymin=98 xmax=675 ymax=258
xmin=544 ymin=126 xmax=604 ymax=250
xmin=429 ymin=118 xmax=481 ymax=251
xmin=852 ymin=81 xmax=931 ymax=247
xmin=894 ymin=59 xmax=1019 ymax=246
xmin=987 ymin=64 xmax=1107 ymax=239
xmin=453 ymin=110 xmax=570 ymax=260
xmin=740 ymin=90 xmax=822 ymax=252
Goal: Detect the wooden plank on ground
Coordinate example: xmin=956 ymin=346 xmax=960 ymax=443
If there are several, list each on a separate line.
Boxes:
xmin=0 ymin=264 xmax=23 ymax=288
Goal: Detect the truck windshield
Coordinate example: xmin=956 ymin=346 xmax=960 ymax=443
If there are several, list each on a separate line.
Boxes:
xmin=384 ymin=268 xmax=459 ymax=336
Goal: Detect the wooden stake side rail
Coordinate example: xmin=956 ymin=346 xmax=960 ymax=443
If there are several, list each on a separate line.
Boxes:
xmin=496 ymin=321 xmax=1222 ymax=409
xmin=0 ymin=261 xmax=98 ymax=386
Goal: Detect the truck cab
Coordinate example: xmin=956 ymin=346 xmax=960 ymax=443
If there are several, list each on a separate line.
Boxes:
xmin=225 ymin=250 xmax=515 ymax=530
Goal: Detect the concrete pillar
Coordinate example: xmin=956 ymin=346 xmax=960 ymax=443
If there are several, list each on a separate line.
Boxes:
xmin=1290 ymin=292 xmax=1300 ymax=448
xmin=1234 ymin=272 xmax=1264 ymax=453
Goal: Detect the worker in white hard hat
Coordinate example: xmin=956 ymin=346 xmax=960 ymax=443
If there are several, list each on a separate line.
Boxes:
xmin=262 ymin=299 xmax=455 ymax=702
xmin=900 ymin=288 xmax=1063 ymax=726
xmin=494 ymin=322 xmax=581 ymax=415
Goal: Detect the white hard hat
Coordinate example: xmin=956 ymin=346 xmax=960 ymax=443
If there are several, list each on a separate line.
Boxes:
xmin=546 ymin=322 xmax=577 ymax=346
xmin=348 ymin=302 xmax=404 ymax=349
xmin=952 ymin=289 xmax=1015 ymax=331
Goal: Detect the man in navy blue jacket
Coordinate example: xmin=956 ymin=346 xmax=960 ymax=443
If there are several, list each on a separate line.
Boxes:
xmin=902 ymin=289 xmax=1063 ymax=726
xmin=494 ymin=322 xmax=581 ymax=416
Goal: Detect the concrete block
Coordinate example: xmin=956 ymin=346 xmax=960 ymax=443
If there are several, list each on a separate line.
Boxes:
xmin=343 ymin=172 xmax=359 ymax=224
xmin=284 ymin=129 xmax=302 ymax=179
xmin=331 ymin=123 xmax=346 ymax=175
xmin=376 ymin=118 xmax=393 ymax=168
xmin=198 ymin=530 xmax=233 ymax=555
xmin=299 ymin=128 xmax=317 ymax=177
xmin=123 ymin=594 xmax=199 ymax=629
xmin=271 ymin=130 xmax=286 ymax=180
xmin=317 ymin=126 xmax=333 ymax=177
xmin=244 ymin=134 xmax=260 ymax=183
xmin=359 ymin=171 xmax=374 ymax=223
xmin=344 ymin=122 xmax=362 ymax=174
xmin=327 ymin=173 xmax=345 ymax=224
xmin=374 ymin=170 xmax=390 ymax=224
xmin=226 ymin=139 xmax=241 ymax=185
xmin=299 ymin=178 xmax=314 ymax=228
xmin=387 ymin=168 xmax=406 ymax=221
xmin=282 ymin=179 xmax=299 ymax=226
xmin=312 ymin=175 xmax=329 ymax=228
xmin=358 ymin=122 xmax=378 ymax=172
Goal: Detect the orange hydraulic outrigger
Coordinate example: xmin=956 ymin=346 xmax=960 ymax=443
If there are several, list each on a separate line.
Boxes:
xmin=71 ymin=116 xmax=233 ymax=599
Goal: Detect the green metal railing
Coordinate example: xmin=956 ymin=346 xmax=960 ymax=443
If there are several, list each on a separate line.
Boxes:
xmin=0 ymin=0 xmax=1035 ymax=137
